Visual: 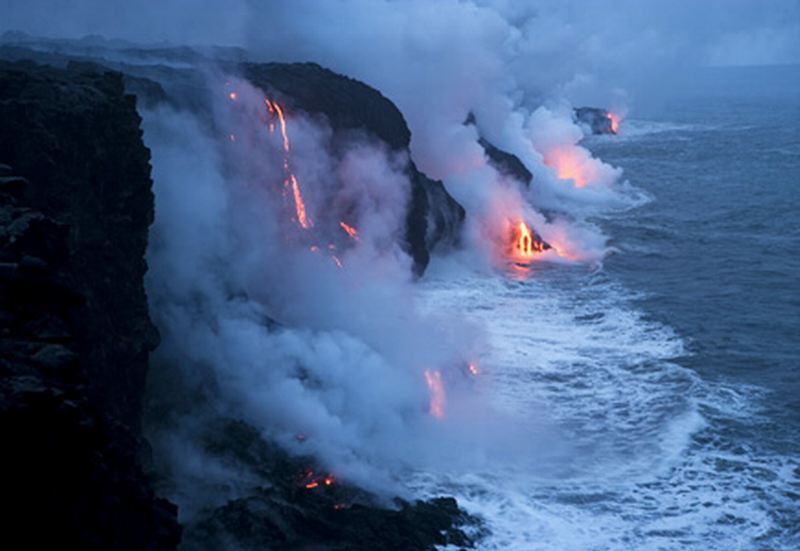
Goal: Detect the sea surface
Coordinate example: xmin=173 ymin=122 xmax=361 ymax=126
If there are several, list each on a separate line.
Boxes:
xmin=415 ymin=66 xmax=800 ymax=550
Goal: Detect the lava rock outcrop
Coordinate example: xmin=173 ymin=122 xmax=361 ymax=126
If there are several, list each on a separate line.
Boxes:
xmin=0 ymin=60 xmax=180 ymax=549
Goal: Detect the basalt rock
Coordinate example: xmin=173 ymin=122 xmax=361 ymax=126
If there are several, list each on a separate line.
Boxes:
xmin=182 ymin=420 xmax=482 ymax=551
xmin=0 ymin=51 xmax=478 ymax=550
xmin=574 ymin=106 xmax=616 ymax=135
xmin=479 ymin=137 xmax=533 ymax=187
xmin=0 ymin=61 xmax=180 ymax=549
xmin=244 ymin=62 xmax=465 ymax=274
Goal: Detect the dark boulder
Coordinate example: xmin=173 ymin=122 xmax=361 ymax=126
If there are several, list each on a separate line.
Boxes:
xmin=574 ymin=106 xmax=616 ymax=135
xmin=181 ymin=420 xmax=482 ymax=551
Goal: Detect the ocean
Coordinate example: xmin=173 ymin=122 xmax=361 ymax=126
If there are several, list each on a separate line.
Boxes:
xmin=415 ymin=65 xmax=800 ymax=550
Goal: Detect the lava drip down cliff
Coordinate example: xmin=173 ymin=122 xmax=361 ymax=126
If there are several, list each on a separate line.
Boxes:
xmin=243 ymin=62 xmax=465 ymax=276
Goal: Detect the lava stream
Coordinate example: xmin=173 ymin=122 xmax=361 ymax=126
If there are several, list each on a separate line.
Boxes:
xmin=424 ymin=369 xmax=446 ymax=420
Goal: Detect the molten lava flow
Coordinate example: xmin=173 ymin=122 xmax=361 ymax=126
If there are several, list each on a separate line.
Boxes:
xmin=424 ymin=369 xmax=445 ymax=420
xmin=513 ymin=221 xmax=544 ymax=262
xmin=272 ymin=101 xmax=291 ymax=153
xmin=339 ymin=221 xmax=359 ymax=241
xmin=607 ymin=112 xmax=620 ymax=134
xmin=290 ymin=174 xmax=312 ymax=229
xmin=262 ymin=98 xmax=314 ymax=230
xmin=300 ymin=469 xmax=336 ymax=490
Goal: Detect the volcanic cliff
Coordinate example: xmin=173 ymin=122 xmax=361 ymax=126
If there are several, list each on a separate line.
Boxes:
xmin=0 ymin=51 xmax=475 ymax=549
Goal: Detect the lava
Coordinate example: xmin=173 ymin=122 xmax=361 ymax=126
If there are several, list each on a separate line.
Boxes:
xmin=262 ymin=97 xmax=314 ymax=230
xmin=607 ymin=111 xmax=620 ymax=134
xmin=512 ymin=221 xmax=545 ymax=262
xmin=272 ymin=101 xmax=291 ymax=153
xmin=424 ymin=369 xmax=445 ymax=420
xmin=339 ymin=221 xmax=359 ymax=241
xmin=290 ymin=174 xmax=313 ymax=229
xmin=300 ymin=469 xmax=336 ymax=490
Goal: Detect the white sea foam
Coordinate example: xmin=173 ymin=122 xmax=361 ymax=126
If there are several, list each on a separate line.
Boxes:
xmin=410 ymin=260 xmax=797 ymax=550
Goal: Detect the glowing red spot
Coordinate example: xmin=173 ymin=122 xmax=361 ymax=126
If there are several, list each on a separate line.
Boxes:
xmin=305 ymin=481 xmax=319 ymax=489
xmin=228 ymin=91 xmax=238 ymax=101
xmin=468 ymin=363 xmax=479 ymax=376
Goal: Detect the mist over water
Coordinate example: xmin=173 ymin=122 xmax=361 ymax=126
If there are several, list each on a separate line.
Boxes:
xmin=2 ymin=1 xmax=798 ymax=549
xmin=408 ymin=66 xmax=799 ymax=549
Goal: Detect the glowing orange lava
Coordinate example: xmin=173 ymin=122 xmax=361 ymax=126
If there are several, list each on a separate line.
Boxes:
xmin=324 ymin=475 xmax=335 ymax=486
xmin=305 ymin=481 xmax=319 ymax=489
xmin=607 ymin=112 xmax=620 ymax=133
xmin=263 ymin=97 xmax=314 ymax=230
xmin=272 ymin=101 xmax=291 ymax=152
xmin=339 ymin=221 xmax=359 ymax=241
xmin=290 ymin=174 xmax=312 ymax=229
xmin=513 ymin=221 xmax=544 ymax=262
xmin=424 ymin=369 xmax=445 ymax=420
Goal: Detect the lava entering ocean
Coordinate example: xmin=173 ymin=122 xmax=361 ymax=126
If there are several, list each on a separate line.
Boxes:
xmin=508 ymin=220 xmax=548 ymax=266
xmin=607 ymin=111 xmax=620 ymax=134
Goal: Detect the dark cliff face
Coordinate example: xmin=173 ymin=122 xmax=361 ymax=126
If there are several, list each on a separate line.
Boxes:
xmin=244 ymin=62 xmax=464 ymax=274
xmin=0 ymin=51 xmax=477 ymax=550
xmin=0 ymin=60 xmax=180 ymax=549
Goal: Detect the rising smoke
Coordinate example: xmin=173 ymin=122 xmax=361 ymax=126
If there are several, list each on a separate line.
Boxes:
xmin=2 ymin=0 xmax=797 ymax=517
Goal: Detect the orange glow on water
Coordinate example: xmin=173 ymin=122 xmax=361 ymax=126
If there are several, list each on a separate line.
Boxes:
xmin=424 ymin=369 xmax=445 ymax=420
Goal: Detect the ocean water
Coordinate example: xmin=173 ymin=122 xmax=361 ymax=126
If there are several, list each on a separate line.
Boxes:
xmin=414 ymin=66 xmax=800 ymax=550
